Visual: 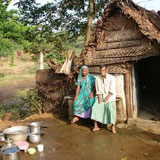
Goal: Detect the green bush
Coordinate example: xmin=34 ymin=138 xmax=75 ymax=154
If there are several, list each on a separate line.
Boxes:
xmin=0 ymin=38 xmax=24 ymax=57
xmin=44 ymin=52 xmax=65 ymax=64
xmin=0 ymin=88 xmax=44 ymax=120
xmin=21 ymin=88 xmax=43 ymax=115
xmin=0 ymin=104 xmax=29 ymax=120
xmin=0 ymin=73 xmax=5 ymax=78
xmin=0 ymin=88 xmax=53 ymax=120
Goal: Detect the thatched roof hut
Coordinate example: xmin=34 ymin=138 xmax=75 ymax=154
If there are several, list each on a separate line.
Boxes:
xmin=82 ymin=0 xmax=160 ymax=121
xmin=36 ymin=0 xmax=160 ymax=125
xmin=82 ymin=0 xmax=160 ymax=74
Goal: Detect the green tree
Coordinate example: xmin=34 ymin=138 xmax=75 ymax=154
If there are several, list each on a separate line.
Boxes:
xmin=17 ymin=0 xmax=109 ymax=43
xmin=0 ymin=0 xmax=30 ymax=58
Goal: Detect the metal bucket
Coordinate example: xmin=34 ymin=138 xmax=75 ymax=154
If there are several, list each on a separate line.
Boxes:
xmin=29 ymin=122 xmax=41 ymax=134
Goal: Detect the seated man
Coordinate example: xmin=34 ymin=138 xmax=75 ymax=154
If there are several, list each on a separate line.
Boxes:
xmin=91 ymin=65 xmax=116 ymax=133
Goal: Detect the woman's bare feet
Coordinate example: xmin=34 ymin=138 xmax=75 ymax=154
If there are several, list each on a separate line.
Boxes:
xmin=71 ymin=117 xmax=79 ymax=124
xmin=92 ymin=127 xmax=100 ymax=132
xmin=111 ymin=125 xmax=116 ymax=134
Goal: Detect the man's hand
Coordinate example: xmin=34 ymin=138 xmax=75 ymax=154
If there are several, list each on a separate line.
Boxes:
xmin=104 ymin=92 xmax=112 ymax=102
xmin=88 ymin=92 xmax=93 ymax=98
xmin=74 ymin=96 xmax=78 ymax=102
xmin=104 ymin=97 xmax=108 ymax=102
xmin=98 ymin=94 xmax=102 ymax=104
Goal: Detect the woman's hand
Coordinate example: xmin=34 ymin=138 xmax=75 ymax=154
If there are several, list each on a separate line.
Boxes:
xmin=74 ymin=96 xmax=78 ymax=102
xmin=88 ymin=92 xmax=93 ymax=98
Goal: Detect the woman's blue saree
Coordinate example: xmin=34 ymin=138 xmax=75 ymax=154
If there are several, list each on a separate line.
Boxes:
xmin=73 ymin=66 xmax=95 ymax=115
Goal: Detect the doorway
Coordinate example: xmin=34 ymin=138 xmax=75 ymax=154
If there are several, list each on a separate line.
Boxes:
xmin=136 ymin=56 xmax=160 ymax=121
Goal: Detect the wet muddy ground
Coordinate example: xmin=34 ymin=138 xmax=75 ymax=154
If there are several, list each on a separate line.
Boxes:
xmin=9 ymin=117 xmax=160 ymax=160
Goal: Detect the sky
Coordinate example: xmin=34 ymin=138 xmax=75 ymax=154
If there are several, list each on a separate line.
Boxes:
xmin=8 ymin=0 xmax=160 ymax=12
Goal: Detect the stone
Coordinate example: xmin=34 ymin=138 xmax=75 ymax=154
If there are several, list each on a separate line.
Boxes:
xmin=143 ymin=152 xmax=149 ymax=156
xmin=116 ymin=123 xmax=128 ymax=129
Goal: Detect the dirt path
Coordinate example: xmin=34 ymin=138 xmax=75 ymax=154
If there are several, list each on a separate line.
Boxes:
xmin=0 ymin=77 xmax=35 ymax=104
xmin=0 ymin=58 xmax=38 ymax=104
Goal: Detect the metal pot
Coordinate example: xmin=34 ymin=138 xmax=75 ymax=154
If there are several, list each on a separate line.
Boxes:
xmin=1 ymin=149 xmax=20 ymax=160
xmin=29 ymin=122 xmax=41 ymax=134
xmin=28 ymin=133 xmax=41 ymax=144
xmin=1 ymin=139 xmax=20 ymax=160
xmin=3 ymin=126 xmax=29 ymax=142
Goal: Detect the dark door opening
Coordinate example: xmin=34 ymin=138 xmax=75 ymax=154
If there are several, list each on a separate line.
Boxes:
xmin=136 ymin=56 xmax=160 ymax=121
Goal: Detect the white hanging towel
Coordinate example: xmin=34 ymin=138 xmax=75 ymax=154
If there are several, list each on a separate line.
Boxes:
xmin=60 ymin=53 xmax=72 ymax=75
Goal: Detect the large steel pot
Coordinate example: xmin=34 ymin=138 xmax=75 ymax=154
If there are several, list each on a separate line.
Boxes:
xmin=3 ymin=126 xmax=29 ymax=142
xmin=1 ymin=139 xmax=20 ymax=160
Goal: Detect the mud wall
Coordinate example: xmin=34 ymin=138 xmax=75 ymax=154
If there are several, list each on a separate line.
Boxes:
xmin=36 ymin=69 xmax=75 ymax=116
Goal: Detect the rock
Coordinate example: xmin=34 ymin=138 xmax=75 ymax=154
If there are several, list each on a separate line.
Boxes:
xmin=143 ymin=152 xmax=149 ymax=156
xmin=121 ymin=147 xmax=126 ymax=151
xmin=116 ymin=123 xmax=128 ymax=129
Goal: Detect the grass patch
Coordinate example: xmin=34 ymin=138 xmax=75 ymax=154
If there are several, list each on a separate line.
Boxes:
xmin=27 ymin=63 xmax=39 ymax=74
xmin=0 ymin=74 xmax=35 ymax=87
xmin=0 ymin=103 xmax=32 ymax=120
xmin=0 ymin=88 xmax=40 ymax=120
xmin=0 ymin=57 xmax=38 ymax=86
xmin=14 ymin=88 xmax=30 ymax=98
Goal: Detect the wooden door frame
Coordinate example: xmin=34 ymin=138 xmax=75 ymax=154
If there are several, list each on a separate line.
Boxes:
xmin=124 ymin=67 xmax=134 ymax=118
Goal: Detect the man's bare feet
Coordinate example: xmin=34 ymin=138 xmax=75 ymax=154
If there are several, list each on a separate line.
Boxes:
xmin=92 ymin=127 xmax=100 ymax=132
xmin=71 ymin=117 xmax=79 ymax=124
xmin=111 ymin=126 xmax=116 ymax=133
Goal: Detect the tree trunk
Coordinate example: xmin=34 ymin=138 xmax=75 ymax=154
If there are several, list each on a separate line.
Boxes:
xmin=84 ymin=0 xmax=95 ymax=46
xmin=40 ymin=52 xmax=44 ymax=70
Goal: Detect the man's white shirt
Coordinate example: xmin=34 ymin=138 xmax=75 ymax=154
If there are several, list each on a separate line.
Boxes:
xmin=95 ymin=74 xmax=116 ymax=102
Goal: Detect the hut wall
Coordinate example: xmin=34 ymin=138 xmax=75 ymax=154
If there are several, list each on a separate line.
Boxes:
xmin=115 ymin=74 xmax=127 ymax=121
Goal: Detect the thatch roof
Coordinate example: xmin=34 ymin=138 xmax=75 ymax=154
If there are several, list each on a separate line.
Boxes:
xmin=104 ymin=0 xmax=160 ymax=42
xmin=82 ymin=0 xmax=160 ymax=73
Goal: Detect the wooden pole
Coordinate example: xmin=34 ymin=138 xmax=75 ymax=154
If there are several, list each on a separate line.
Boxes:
xmin=40 ymin=52 xmax=44 ymax=70
xmin=124 ymin=70 xmax=133 ymax=118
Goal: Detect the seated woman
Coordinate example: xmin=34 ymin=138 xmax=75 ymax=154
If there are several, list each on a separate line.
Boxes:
xmin=71 ymin=65 xmax=95 ymax=124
